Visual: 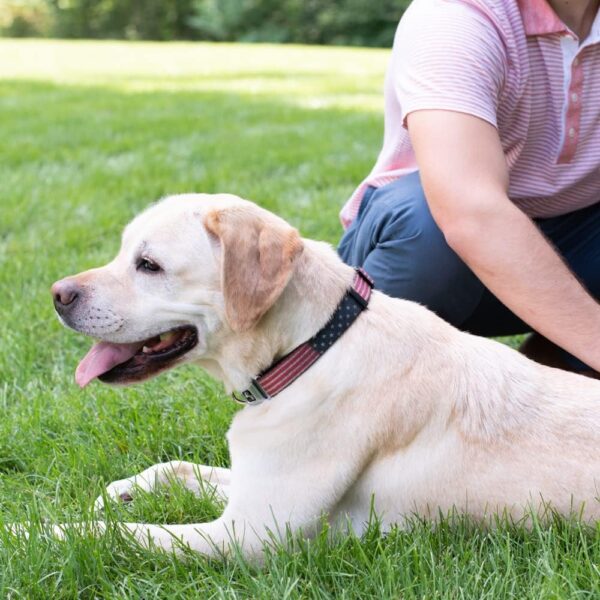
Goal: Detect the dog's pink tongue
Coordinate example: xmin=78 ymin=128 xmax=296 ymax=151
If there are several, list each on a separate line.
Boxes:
xmin=75 ymin=342 xmax=141 ymax=388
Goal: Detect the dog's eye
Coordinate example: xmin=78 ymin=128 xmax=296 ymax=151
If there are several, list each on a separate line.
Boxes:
xmin=136 ymin=257 xmax=162 ymax=273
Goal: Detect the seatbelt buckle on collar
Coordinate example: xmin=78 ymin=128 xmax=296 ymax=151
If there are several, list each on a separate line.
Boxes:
xmin=348 ymin=286 xmax=369 ymax=309
xmin=232 ymin=379 xmax=271 ymax=405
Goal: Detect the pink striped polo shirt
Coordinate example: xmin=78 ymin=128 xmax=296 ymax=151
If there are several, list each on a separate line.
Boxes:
xmin=340 ymin=0 xmax=600 ymax=228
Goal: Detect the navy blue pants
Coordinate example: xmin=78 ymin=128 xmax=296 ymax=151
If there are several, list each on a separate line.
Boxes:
xmin=338 ymin=172 xmax=600 ymax=368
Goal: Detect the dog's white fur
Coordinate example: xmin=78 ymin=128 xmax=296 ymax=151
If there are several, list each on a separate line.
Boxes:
xmin=55 ymin=194 xmax=600 ymax=558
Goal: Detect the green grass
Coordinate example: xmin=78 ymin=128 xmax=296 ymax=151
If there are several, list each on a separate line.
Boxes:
xmin=0 ymin=39 xmax=597 ymax=598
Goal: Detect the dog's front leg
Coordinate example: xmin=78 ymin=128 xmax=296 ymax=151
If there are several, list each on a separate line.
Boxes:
xmin=99 ymin=458 xmax=360 ymax=559
xmin=116 ymin=517 xmax=255 ymax=558
xmin=95 ymin=461 xmax=230 ymax=511
xmin=43 ymin=453 xmax=363 ymax=560
xmin=42 ymin=516 xmax=264 ymax=560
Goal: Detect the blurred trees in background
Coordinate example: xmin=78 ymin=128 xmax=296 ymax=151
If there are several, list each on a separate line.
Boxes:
xmin=0 ymin=0 xmax=410 ymax=46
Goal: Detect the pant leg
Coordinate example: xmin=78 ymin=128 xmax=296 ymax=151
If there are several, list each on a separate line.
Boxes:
xmin=338 ymin=173 xmax=600 ymax=370
xmin=338 ymin=172 xmax=489 ymax=327
xmin=537 ymin=200 xmax=600 ymax=297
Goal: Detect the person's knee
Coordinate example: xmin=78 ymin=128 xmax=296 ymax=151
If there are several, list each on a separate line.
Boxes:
xmin=373 ymin=214 xmax=482 ymax=322
xmin=339 ymin=176 xmax=433 ymax=267
xmin=339 ymin=177 xmax=484 ymax=325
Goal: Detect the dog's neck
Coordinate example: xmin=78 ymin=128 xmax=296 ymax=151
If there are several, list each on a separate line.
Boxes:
xmin=209 ymin=239 xmax=355 ymax=393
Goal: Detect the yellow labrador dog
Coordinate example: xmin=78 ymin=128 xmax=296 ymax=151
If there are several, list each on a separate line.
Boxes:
xmin=51 ymin=194 xmax=600 ymax=558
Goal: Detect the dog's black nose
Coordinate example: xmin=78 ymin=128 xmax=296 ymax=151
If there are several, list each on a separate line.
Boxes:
xmin=51 ymin=278 xmax=81 ymax=313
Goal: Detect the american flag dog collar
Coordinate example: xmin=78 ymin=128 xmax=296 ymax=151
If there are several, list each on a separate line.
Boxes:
xmin=232 ymin=268 xmax=374 ymax=406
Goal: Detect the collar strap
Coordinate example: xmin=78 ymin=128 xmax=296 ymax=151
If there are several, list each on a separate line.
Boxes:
xmin=233 ymin=268 xmax=374 ymax=406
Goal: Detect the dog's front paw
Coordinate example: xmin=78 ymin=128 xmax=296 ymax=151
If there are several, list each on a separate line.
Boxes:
xmin=94 ymin=478 xmax=137 ymax=512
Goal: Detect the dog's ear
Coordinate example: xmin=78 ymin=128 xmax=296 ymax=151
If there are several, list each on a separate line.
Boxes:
xmin=204 ymin=207 xmax=303 ymax=332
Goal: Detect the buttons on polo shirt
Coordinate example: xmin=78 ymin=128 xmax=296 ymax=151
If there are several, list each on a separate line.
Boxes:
xmin=569 ymin=127 xmax=576 ymax=138
xmin=571 ymin=92 xmax=578 ymax=102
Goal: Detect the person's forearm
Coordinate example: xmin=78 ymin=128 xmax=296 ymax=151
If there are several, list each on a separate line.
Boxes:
xmin=444 ymin=199 xmax=600 ymax=370
xmin=407 ymin=109 xmax=600 ymax=369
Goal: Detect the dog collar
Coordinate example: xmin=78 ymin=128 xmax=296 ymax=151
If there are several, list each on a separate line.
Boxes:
xmin=232 ymin=268 xmax=374 ymax=406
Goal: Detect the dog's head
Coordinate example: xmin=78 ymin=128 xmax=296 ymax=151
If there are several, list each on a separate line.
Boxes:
xmin=51 ymin=194 xmax=303 ymax=387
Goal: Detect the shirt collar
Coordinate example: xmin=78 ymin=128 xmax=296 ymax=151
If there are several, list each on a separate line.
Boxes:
xmin=517 ymin=0 xmax=570 ymax=36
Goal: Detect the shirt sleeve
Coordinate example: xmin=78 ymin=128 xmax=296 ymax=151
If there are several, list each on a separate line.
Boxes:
xmin=392 ymin=0 xmax=508 ymax=128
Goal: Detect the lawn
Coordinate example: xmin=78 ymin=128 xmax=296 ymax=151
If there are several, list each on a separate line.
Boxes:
xmin=0 ymin=39 xmax=598 ymax=598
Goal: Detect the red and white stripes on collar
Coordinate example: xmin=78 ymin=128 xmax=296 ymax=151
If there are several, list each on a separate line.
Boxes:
xmin=234 ymin=269 xmax=373 ymax=405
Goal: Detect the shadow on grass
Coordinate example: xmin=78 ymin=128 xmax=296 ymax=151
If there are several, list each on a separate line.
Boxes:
xmin=0 ymin=78 xmax=382 ymax=247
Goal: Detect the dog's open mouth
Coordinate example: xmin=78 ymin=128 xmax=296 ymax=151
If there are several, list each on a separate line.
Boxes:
xmin=75 ymin=326 xmax=198 ymax=388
